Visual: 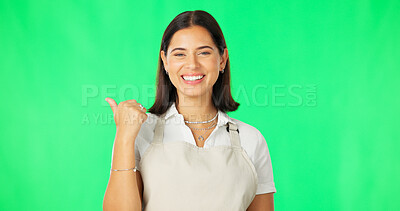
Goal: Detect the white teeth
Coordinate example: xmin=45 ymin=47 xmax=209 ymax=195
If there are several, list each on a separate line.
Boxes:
xmin=182 ymin=75 xmax=204 ymax=81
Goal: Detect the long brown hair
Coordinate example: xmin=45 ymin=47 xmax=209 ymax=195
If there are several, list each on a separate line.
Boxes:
xmin=148 ymin=10 xmax=239 ymax=116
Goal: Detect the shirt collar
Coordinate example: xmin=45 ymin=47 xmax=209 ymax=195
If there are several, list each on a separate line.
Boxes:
xmin=164 ymin=102 xmax=234 ymax=126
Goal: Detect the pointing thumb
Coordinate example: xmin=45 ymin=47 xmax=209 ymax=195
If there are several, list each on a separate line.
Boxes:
xmin=105 ymin=97 xmax=118 ymax=114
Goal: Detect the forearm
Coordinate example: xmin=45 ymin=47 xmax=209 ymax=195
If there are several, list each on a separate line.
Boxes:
xmin=103 ymin=129 xmax=141 ymax=211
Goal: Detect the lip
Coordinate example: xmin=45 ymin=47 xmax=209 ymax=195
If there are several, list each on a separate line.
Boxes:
xmin=181 ymin=73 xmax=205 ymax=77
xmin=181 ymin=74 xmax=206 ymax=85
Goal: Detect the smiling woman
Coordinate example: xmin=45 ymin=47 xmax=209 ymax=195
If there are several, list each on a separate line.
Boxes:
xmin=103 ymin=10 xmax=276 ymax=211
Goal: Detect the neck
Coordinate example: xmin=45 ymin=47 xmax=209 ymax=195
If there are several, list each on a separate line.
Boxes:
xmin=175 ymin=93 xmax=218 ymax=123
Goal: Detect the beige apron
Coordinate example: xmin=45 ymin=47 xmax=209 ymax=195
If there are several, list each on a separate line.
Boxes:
xmin=139 ymin=113 xmax=258 ymax=211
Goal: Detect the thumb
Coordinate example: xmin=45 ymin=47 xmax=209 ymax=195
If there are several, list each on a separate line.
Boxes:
xmin=105 ymin=97 xmax=118 ymax=114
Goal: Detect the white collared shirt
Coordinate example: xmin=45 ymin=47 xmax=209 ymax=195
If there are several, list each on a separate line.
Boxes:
xmin=133 ymin=103 xmax=276 ymax=195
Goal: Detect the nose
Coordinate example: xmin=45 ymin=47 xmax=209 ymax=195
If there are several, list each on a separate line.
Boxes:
xmin=185 ymin=53 xmax=200 ymax=70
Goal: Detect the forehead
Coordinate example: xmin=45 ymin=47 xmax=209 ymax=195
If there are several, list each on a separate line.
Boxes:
xmin=169 ymin=26 xmax=215 ymax=49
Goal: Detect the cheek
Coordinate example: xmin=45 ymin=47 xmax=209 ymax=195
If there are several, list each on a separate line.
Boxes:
xmin=168 ymin=60 xmax=184 ymax=72
xmin=207 ymin=58 xmax=220 ymax=70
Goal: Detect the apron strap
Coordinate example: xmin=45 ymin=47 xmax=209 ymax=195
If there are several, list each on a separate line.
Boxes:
xmin=153 ymin=113 xmax=166 ymax=144
xmin=227 ymin=122 xmax=241 ymax=148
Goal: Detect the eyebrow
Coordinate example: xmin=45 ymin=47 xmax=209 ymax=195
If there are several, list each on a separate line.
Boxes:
xmin=170 ymin=45 xmax=213 ymax=53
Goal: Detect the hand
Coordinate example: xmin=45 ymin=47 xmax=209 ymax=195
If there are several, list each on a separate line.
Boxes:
xmin=105 ymin=97 xmax=148 ymax=138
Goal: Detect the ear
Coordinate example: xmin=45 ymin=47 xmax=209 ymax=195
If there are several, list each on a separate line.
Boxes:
xmin=161 ymin=50 xmax=168 ymax=71
xmin=220 ymin=48 xmax=228 ymax=70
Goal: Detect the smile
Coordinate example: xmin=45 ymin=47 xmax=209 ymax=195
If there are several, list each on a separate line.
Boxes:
xmin=182 ymin=75 xmax=204 ymax=81
xmin=181 ymin=74 xmax=206 ymax=85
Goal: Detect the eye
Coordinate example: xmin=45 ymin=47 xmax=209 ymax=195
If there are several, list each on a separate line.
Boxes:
xmin=174 ymin=53 xmax=185 ymax=57
xmin=200 ymin=52 xmax=211 ymax=55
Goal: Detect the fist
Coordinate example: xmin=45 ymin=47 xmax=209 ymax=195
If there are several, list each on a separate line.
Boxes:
xmin=105 ymin=97 xmax=148 ymax=135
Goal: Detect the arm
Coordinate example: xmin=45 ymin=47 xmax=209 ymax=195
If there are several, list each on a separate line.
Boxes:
xmin=103 ymin=98 xmax=148 ymax=211
xmin=103 ymin=130 xmax=143 ymax=211
xmin=247 ymin=130 xmax=276 ymax=210
xmin=247 ymin=193 xmax=274 ymax=211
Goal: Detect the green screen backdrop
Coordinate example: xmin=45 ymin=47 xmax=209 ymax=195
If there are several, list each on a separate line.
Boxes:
xmin=1 ymin=0 xmax=399 ymax=210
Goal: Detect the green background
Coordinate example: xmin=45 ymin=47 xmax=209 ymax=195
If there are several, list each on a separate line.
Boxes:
xmin=1 ymin=0 xmax=399 ymax=210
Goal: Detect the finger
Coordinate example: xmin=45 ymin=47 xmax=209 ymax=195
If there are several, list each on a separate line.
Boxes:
xmin=105 ymin=97 xmax=118 ymax=113
xmin=137 ymin=103 xmax=147 ymax=113
xmin=139 ymin=112 xmax=148 ymax=124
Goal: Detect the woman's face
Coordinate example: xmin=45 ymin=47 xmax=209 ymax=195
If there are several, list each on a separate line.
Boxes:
xmin=161 ymin=25 xmax=228 ymax=101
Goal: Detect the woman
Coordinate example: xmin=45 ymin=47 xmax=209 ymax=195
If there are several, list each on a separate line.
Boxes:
xmin=103 ymin=10 xmax=276 ymax=211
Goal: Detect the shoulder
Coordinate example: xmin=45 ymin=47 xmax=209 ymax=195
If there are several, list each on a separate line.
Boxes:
xmin=227 ymin=116 xmax=270 ymax=162
xmin=229 ymin=116 xmax=265 ymax=144
xmin=228 ymin=116 xmax=276 ymax=194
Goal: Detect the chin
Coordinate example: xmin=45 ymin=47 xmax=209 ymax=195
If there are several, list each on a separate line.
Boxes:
xmin=183 ymin=91 xmax=203 ymax=97
xmin=179 ymin=89 xmax=206 ymax=98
